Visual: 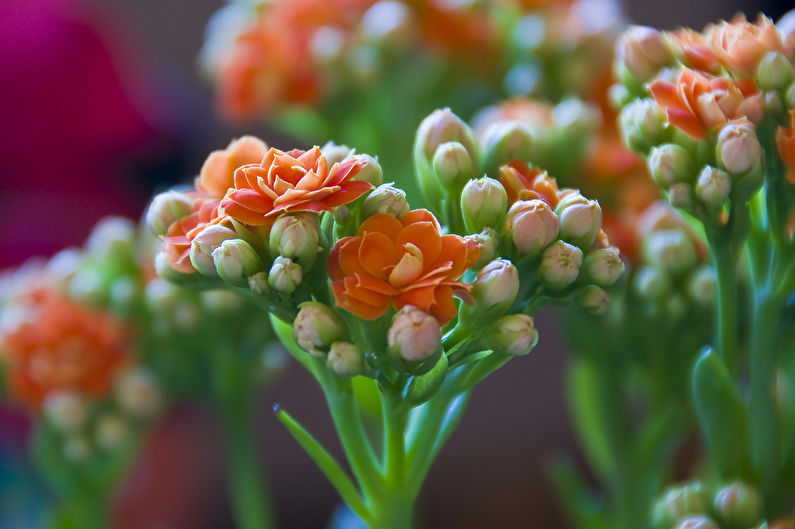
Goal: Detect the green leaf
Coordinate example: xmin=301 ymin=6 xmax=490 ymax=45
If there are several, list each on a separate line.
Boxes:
xmin=691 ymin=347 xmax=753 ymax=480
xmin=566 ymin=358 xmax=614 ymax=479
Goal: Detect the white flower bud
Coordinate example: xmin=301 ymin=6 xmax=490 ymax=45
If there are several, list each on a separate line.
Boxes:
xmin=556 ymin=193 xmax=602 ymax=249
xmin=674 ymin=516 xmax=719 ymax=529
xmin=713 ymin=482 xmax=762 ymax=529
xmin=190 ymin=224 xmax=236 ymax=277
xmin=362 ymin=183 xmax=410 ymax=218
xmin=578 ymin=285 xmax=610 ymax=315
xmin=649 ymin=144 xmax=694 ymax=187
xmin=756 ymin=51 xmax=794 ymax=91
xmin=582 ymin=247 xmax=624 ymax=286
xmin=433 ymin=142 xmax=476 ymax=187
xmin=506 ymin=199 xmax=560 ymax=256
xmin=620 ymin=98 xmax=667 ymax=154
xmin=269 ymin=214 xmax=320 ymax=267
xmin=116 ymin=368 xmax=162 ymax=418
xmin=248 ymin=271 xmax=270 ymax=296
xmin=293 ymin=302 xmax=349 ymax=357
xmin=360 ymin=0 xmax=415 ymax=48
xmin=472 ymin=259 xmax=519 ymax=312
xmin=309 ymin=25 xmax=347 ymax=64
xmin=327 ymin=341 xmax=364 ymax=376
xmin=268 ymin=256 xmax=302 ymax=294
xmin=687 ymin=266 xmax=717 ymax=307
xmin=43 ymin=390 xmax=88 ymax=433
xmin=349 ymin=154 xmax=383 ymax=186
xmin=695 ymin=166 xmax=731 ymax=207
xmin=387 ymin=305 xmax=441 ymax=363
xmin=213 ymin=239 xmax=264 ymax=286
xmin=85 ymin=217 xmax=136 ymax=257
xmin=668 ymin=182 xmax=695 ymax=210
xmin=484 ymin=314 xmax=539 ymax=356
xmin=644 ymin=230 xmax=697 ymax=275
xmin=616 ymin=25 xmax=672 ymax=80
xmin=467 ymin=228 xmax=498 ymax=268
xmin=146 ymin=191 xmax=193 ymax=236
xmin=320 ymin=142 xmax=354 ymax=165
xmin=716 ymin=120 xmax=762 ymax=175
xmin=480 ymin=121 xmax=534 ymax=171
xmin=461 ymin=177 xmax=508 ymax=233
xmin=540 ymin=241 xmax=583 ymax=289
xmin=633 ymin=266 xmax=671 ymax=300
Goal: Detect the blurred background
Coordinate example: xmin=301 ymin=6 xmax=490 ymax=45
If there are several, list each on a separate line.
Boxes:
xmin=0 ymin=0 xmax=791 ymax=527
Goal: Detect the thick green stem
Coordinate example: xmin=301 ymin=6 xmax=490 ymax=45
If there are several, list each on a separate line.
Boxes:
xmin=749 ymin=287 xmax=782 ymax=499
xmin=707 ymin=235 xmax=740 ymax=375
xmin=381 ymin=393 xmax=406 ymax=487
xmin=52 ymin=492 xmax=110 ymax=529
xmin=366 ymin=493 xmax=413 ymax=529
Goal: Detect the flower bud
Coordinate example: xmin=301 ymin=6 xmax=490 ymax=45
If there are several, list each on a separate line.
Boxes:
xmin=327 ymin=341 xmax=364 ymax=376
xmin=387 ymin=305 xmax=442 ymax=363
xmin=309 ymin=25 xmax=347 ymax=65
xmin=472 ymin=259 xmax=519 ymax=312
xmin=248 ymin=271 xmax=270 ymax=296
xmin=202 ymin=289 xmax=244 ymax=313
xmin=483 ymin=314 xmax=539 ymax=356
xmin=349 ymin=154 xmax=383 ymax=186
xmin=687 ymin=266 xmax=717 ymax=306
xmin=556 ymin=193 xmax=603 ymax=249
xmin=212 ymin=239 xmax=264 ymax=286
xmin=674 ymin=516 xmax=719 ymax=529
xmin=268 ymin=256 xmax=302 ymax=294
xmin=360 ymin=0 xmax=415 ymax=48
xmin=616 ymin=25 xmax=673 ymax=80
xmin=269 ymin=214 xmax=320 ymax=267
xmin=578 ymin=285 xmax=610 ymax=315
xmin=665 ymin=293 xmax=688 ymax=320
xmin=293 ymin=302 xmax=349 ymax=357
xmin=620 ymin=98 xmax=667 ymax=154
xmin=506 ymin=199 xmax=560 ymax=256
xmin=652 ymin=483 xmax=710 ymax=529
xmin=467 ymin=228 xmax=498 ymax=268
xmin=582 ymin=247 xmax=624 ymax=286
xmin=669 ymin=182 xmax=695 ymax=210
xmin=68 ymin=270 xmax=105 ymax=306
xmin=787 ymin=82 xmax=795 ymax=109
xmin=95 ymin=414 xmax=128 ymax=451
xmin=649 ymin=144 xmax=695 ymax=187
xmin=45 ymin=248 xmax=82 ymax=285
xmin=63 ymin=436 xmax=92 ymax=463
xmin=85 ymin=217 xmax=136 ymax=257
xmin=362 ymin=183 xmax=410 ymax=218
xmin=190 ymin=224 xmax=237 ymax=276
xmin=540 ymin=241 xmax=583 ymax=289
xmin=644 ymin=230 xmax=697 ymax=275
xmin=461 ymin=177 xmax=508 ymax=232
xmin=695 ymin=166 xmax=731 ymax=207
xmin=480 ymin=121 xmax=534 ymax=171
xmin=634 ymin=266 xmax=672 ymax=301
xmin=116 ymin=368 xmax=162 ymax=418
xmin=146 ymin=191 xmax=193 ymax=235
xmin=553 ymin=99 xmax=601 ymax=138
xmin=717 ymin=120 xmax=762 ymax=175
xmin=43 ymin=390 xmax=88 ymax=433
xmin=320 ymin=141 xmax=354 ymax=166
xmin=757 ymin=52 xmax=795 ymax=91
xmin=713 ymin=482 xmax=762 ymax=529
xmin=433 ymin=141 xmax=476 ymax=187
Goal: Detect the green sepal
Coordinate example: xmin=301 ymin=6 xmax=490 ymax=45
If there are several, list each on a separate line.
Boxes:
xmin=404 ymin=352 xmax=448 ymax=407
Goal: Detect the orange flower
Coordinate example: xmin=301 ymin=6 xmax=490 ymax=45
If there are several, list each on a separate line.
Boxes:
xmin=708 ymin=15 xmax=783 ymax=75
xmin=671 ymin=28 xmax=720 ymax=72
xmin=328 ymin=210 xmax=480 ymax=324
xmin=197 ymin=136 xmax=269 ymax=198
xmin=498 ymin=162 xmax=562 ymax=207
xmin=163 ymin=194 xmax=221 ymax=274
xmin=649 ymin=68 xmax=763 ymax=140
xmin=1 ymin=288 xmax=130 ymax=409
xmin=777 ymin=110 xmax=795 ymax=184
xmin=221 ymin=146 xmax=372 ymax=226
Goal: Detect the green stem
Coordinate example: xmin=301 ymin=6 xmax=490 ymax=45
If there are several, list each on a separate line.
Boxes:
xmin=706 ymin=233 xmax=740 ymax=375
xmin=381 ymin=392 xmax=406 ymax=487
xmin=52 ymin=492 xmax=109 ymax=529
xmin=749 ymin=286 xmax=783 ymax=499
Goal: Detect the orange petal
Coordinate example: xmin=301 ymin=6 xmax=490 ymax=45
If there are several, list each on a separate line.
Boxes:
xmin=359 ymin=214 xmax=404 ymax=240
xmin=396 ymin=221 xmax=442 ymax=269
xmin=359 ymin=232 xmax=399 ymax=280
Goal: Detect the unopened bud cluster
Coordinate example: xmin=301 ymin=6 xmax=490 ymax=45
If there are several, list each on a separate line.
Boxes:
xmin=652 ymin=480 xmax=764 ymax=529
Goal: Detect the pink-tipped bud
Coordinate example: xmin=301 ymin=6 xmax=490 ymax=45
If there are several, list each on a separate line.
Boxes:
xmin=695 ymin=166 xmax=731 ymax=207
xmin=540 ymin=240 xmax=583 ymax=289
xmin=327 ymin=341 xmax=364 ymax=376
xmin=349 ymin=154 xmax=383 ymax=186
xmin=582 ymin=247 xmax=624 ymax=286
xmin=268 ymin=256 xmax=302 ymax=294
xmin=633 ymin=266 xmax=672 ymax=301
xmin=716 ymin=120 xmax=762 ymax=175
xmin=616 ymin=25 xmax=673 ymax=80
xmin=757 ymin=51 xmax=794 ymax=91
xmin=472 ymin=259 xmax=519 ymax=312
xmin=146 ymin=190 xmax=193 ymax=236
xmin=484 ymin=314 xmax=539 ymax=356
xmin=116 ymin=368 xmax=162 ymax=418
xmin=556 ymin=192 xmax=603 ymax=249
xmin=433 ymin=141 xmax=476 ymax=187
xmin=652 ymin=483 xmax=710 ymax=529
xmin=190 ymin=224 xmax=237 ymax=277
xmin=620 ymin=98 xmax=667 ymax=154
xmin=579 ymin=285 xmax=611 ymax=315
xmin=363 ymin=183 xmax=410 ymax=218
xmin=687 ymin=266 xmax=717 ymax=307
xmin=643 ymin=229 xmax=697 ymax=275
xmin=480 ymin=121 xmax=534 ymax=171
xmin=320 ymin=142 xmax=354 ymax=165
xmin=649 ymin=144 xmax=695 ymax=187
xmin=212 ymin=239 xmax=264 ymax=286
xmin=43 ymin=390 xmax=88 ymax=433
xmin=387 ymin=305 xmax=442 ymax=363
xmin=668 ymin=182 xmax=696 ymax=210
xmin=415 ymin=108 xmax=478 ymax=161
xmin=461 ymin=177 xmax=508 ymax=233
xmin=293 ymin=302 xmax=349 ymax=357
xmin=506 ymin=199 xmax=560 ymax=256
xmin=467 ymin=228 xmax=499 ymax=268
xmin=269 ymin=214 xmax=320 ymax=267
xmin=713 ymin=482 xmax=763 ymax=529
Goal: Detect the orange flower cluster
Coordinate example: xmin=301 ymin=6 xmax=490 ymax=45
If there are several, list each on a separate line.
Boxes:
xmin=499 ymin=162 xmax=562 ymax=207
xmin=778 ymin=111 xmax=795 ymax=184
xmin=1 ymin=288 xmax=130 ymax=409
xmin=649 ymin=68 xmax=762 ymax=140
xmin=328 ymin=210 xmax=479 ymax=325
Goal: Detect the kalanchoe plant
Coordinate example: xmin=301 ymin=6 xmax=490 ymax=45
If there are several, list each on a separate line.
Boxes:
xmin=611 ymin=11 xmax=795 ymax=526
xmin=146 ymin=107 xmax=622 ymax=528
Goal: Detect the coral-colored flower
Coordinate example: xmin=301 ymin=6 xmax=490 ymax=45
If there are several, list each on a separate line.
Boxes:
xmin=328 ymin=210 xmax=480 ymax=324
xmin=1 ymin=288 xmax=130 ymax=409
xmin=777 ymin=111 xmax=795 ymax=184
xmin=499 ymin=162 xmax=562 ymax=207
xmin=163 ymin=194 xmax=222 ymax=274
xmin=671 ymin=28 xmax=720 ymax=72
xmin=221 ymin=146 xmax=372 ymax=226
xmin=197 ymin=136 xmax=269 ymax=198
xmin=708 ymin=15 xmax=783 ymax=75
xmin=649 ymin=68 xmax=763 ymax=140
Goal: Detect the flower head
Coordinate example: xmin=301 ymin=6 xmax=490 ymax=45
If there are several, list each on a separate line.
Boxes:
xmin=671 ymin=28 xmax=720 ymax=72
xmin=328 ymin=209 xmax=479 ymax=324
xmin=197 ymin=135 xmax=269 ymax=198
xmin=163 ymin=194 xmax=222 ymax=274
xmin=498 ymin=162 xmax=562 ymax=207
xmin=649 ymin=68 xmax=763 ymax=139
xmin=221 ymin=146 xmax=372 ymax=225
xmin=707 ymin=15 xmax=783 ymax=76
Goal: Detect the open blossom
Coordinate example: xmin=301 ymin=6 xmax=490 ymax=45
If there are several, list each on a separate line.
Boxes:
xmin=220 ymin=147 xmax=372 ymax=226
xmin=671 ymin=28 xmax=720 ymax=72
xmin=197 ymin=135 xmax=269 ymax=197
xmin=707 ymin=15 xmax=783 ymax=76
xmin=777 ymin=111 xmax=795 ymax=184
xmin=649 ymin=68 xmax=763 ymax=140
xmin=328 ymin=209 xmax=480 ymax=324
xmin=0 ymin=288 xmax=130 ymax=409
xmin=163 ymin=194 xmax=222 ymax=274
xmin=498 ymin=162 xmax=562 ymax=207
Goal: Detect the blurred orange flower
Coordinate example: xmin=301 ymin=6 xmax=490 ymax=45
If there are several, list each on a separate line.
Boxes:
xmin=707 ymin=15 xmax=783 ymax=76
xmin=672 ymin=28 xmax=720 ymax=72
xmin=197 ymin=136 xmax=269 ymax=198
xmin=649 ymin=68 xmax=762 ymax=140
xmin=499 ymin=162 xmax=562 ymax=207
xmin=777 ymin=110 xmax=795 ymax=184
xmin=1 ymin=288 xmax=130 ymax=409
xmin=163 ymin=194 xmax=221 ymax=274
xmin=328 ymin=210 xmax=479 ymax=324
xmin=221 ymin=147 xmax=372 ymax=226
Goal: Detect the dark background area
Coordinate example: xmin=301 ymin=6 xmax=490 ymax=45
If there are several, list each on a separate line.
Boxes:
xmin=1 ymin=0 xmax=792 ymax=527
